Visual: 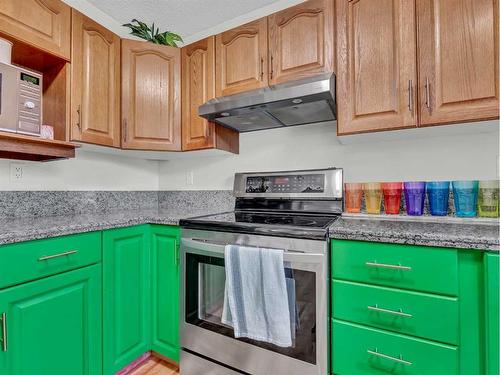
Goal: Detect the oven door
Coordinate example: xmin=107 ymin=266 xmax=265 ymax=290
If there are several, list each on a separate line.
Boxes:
xmin=180 ymin=229 xmax=328 ymax=375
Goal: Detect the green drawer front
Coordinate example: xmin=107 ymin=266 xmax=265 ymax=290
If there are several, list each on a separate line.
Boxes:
xmin=332 ymin=320 xmax=458 ymax=375
xmin=332 ymin=280 xmax=459 ymax=345
xmin=0 ymin=232 xmax=101 ymax=289
xmin=331 ymin=240 xmax=458 ymax=295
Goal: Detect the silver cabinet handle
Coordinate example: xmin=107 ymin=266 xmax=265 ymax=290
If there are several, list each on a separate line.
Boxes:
xmin=408 ymin=80 xmax=413 ymax=113
xmin=366 ymin=261 xmax=411 ymax=271
xmin=122 ymin=119 xmax=128 ymax=143
xmin=1 ymin=313 xmax=6 ymax=352
xmin=270 ymin=55 xmax=274 ymax=80
xmin=76 ymin=105 xmax=82 ymax=131
xmin=425 ymin=76 xmax=431 ymax=110
xmin=368 ymin=304 xmax=413 ymax=318
xmin=260 ymin=57 xmax=264 ymax=81
xmin=368 ymin=348 xmax=412 ymax=366
xmin=38 ymin=250 xmax=78 ymax=261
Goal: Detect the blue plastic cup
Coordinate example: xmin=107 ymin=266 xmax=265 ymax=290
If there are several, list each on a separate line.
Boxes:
xmin=452 ymin=181 xmax=479 ymax=217
xmin=404 ymin=182 xmax=426 ymax=216
xmin=426 ymin=181 xmax=450 ymax=216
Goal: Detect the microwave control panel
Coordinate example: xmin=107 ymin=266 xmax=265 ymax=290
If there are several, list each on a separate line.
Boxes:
xmin=245 ymin=174 xmax=325 ymax=194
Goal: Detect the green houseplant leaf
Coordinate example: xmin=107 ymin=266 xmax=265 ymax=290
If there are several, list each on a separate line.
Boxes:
xmin=123 ymin=19 xmax=183 ymax=47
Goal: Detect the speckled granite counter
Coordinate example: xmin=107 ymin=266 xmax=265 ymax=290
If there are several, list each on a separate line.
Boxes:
xmin=329 ymin=216 xmax=500 ymax=251
xmin=0 ymin=208 xmax=213 ymax=245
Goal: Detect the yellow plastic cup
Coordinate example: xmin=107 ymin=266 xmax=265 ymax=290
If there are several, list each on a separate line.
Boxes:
xmin=363 ymin=182 xmax=382 ymax=214
xmin=478 ymin=180 xmax=499 ymax=218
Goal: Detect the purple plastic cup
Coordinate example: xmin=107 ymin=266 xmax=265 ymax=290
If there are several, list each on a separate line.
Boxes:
xmin=404 ymin=182 xmax=426 ymax=216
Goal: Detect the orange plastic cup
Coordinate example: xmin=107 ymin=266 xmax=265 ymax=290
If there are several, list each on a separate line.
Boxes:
xmin=363 ymin=182 xmax=382 ymax=214
xmin=382 ymin=182 xmax=403 ymax=215
xmin=344 ymin=183 xmax=363 ymax=213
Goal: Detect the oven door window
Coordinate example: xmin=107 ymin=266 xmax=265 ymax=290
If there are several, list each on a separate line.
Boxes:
xmin=185 ymin=253 xmax=316 ymax=365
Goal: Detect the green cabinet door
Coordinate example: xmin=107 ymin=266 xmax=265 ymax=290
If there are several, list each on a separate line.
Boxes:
xmin=150 ymin=225 xmax=180 ymax=362
xmin=0 ymin=264 xmax=102 ymax=375
xmin=103 ymin=225 xmax=151 ymax=374
xmin=485 ymin=253 xmax=499 ymax=375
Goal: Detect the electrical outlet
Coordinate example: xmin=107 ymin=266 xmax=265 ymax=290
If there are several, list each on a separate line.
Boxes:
xmin=10 ymin=163 xmax=24 ymax=182
xmin=186 ymin=171 xmax=194 ymax=186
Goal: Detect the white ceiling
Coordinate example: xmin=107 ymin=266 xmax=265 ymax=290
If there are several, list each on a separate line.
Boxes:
xmin=86 ymin=0 xmax=304 ymax=43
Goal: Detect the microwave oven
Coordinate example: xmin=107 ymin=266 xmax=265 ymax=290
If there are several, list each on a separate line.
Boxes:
xmin=0 ymin=62 xmax=42 ymax=136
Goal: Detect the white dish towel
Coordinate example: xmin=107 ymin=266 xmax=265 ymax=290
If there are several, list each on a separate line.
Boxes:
xmin=221 ymin=244 xmax=293 ymax=348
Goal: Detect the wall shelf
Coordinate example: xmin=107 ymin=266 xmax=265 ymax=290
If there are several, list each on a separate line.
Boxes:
xmin=0 ymin=132 xmax=78 ymax=161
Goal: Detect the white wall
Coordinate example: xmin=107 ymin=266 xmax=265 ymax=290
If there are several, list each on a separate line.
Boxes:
xmin=0 ymin=150 xmax=159 ymax=191
xmin=158 ymin=120 xmax=500 ymax=190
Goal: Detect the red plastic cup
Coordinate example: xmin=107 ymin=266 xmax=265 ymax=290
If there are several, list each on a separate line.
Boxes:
xmin=344 ymin=183 xmax=363 ymax=213
xmin=382 ymin=182 xmax=402 ymax=214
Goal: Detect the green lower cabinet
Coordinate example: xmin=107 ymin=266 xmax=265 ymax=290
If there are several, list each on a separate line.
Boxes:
xmin=103 ymin=225 xmax=152 ymax=374
xmin=485 ymin=253 xmax=499 ymax=375
xmin=332 ymin=320 xmax=458 ymax=375
xmin=103 ymin=224 xmax=181 ymax=373
xmin=150 ymin=225 xmax=180 ymax=362
xmin=331 ymin=240 xmax=494 ymax=375
xmin=0 ymin=264 xmax=102 ymax=375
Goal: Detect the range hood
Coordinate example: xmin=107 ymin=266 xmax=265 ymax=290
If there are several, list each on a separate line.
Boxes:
xmin=199 ymin=73 xmax=336 ymax=132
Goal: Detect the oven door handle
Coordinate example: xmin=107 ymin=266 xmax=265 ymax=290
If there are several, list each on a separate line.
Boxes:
xmin=181 ymin=238 xmax=324 ymax=264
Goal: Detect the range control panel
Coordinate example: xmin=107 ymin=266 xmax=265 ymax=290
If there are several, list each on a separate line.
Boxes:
xmin=245 ymin=174 xmax=325 ymax=194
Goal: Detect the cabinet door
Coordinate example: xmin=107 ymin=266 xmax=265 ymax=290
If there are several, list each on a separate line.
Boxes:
xmin=336 ymin=0 xmax=417 ymax=135
xmin=268 ymin=0 xmax=334 ymax=85
xmin=485 ymin=253 xmax=499 ymax=375
xmin=122 ymin=39 xmax=181 ymax=151
xmin=71 ymin=10 xmax=121 ymax=147
xmin=0 ymin=0 xmax=71 ymax=60
xmin=150 ymin=225 xmax=180 ymax=362
xmin=182 ymin=37 xmax=216 ymax=150
xmin=0 ymin=265 xmax=102 ymax=375
xmin=417 ymin=0 xmax=499 ymax=126
xmin=103 ymin=226 xmax=151 ymax=374
xmin=216 ymin=18 xmax=268 ymax=96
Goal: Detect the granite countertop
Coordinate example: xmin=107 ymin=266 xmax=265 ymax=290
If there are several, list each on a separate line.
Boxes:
xmin=0 ymin=208 xmax=213 ymax=245
xmin=329 ymin=215 xmax=500 ymax=251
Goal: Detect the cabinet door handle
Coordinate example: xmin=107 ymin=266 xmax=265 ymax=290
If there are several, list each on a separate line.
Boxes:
xmin=367 ymin=304 xmax=413 ymax=318
xmin=270 ymin=55 xmax=274 ymax=80
xmin=425 ymin=76 xmax=431 ymax=110
xmin=367 ymin=348 xmax=412 ymax=366
xmin=260 ymin=57 xmax=264 ymax=81
xmin=76 ymin=105 xmax=82 ymax=132
xmin=122 ymin=119 xmax=128 ymax=143
xmin=1 ymin=313 xmax=7 ymax=352
xmin=408 ymin=80 xmax=413 ymax=114
xmin=366 ymin=261 xmax=411 ymax=271
xmin=38 ymin=250 xmax=78 ymax=261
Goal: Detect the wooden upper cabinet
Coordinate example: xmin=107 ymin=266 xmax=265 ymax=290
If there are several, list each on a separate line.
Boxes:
xmin=336 ymin=0 xmax=418 ymax=135
xmin=71 ymin=10 xmax=121 ymax=147
xmin=216 ymin=18 xmax=268 ymax=96
xmin=182 ymin=37 xmax=216 ymax=150
xmin=268 ymin=0 xmax=334 ymax=84
xmin=417 ymin=0 xmax=499 ymax=126
xmin=121 ymin=39 xmax=181 ymax=151
xmin=182 ymin=37 xmax=239 ymax=153
xmin=0 ymin=0 xmax=71 ymax=60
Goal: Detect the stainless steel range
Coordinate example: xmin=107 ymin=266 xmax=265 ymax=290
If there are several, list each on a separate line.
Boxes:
xmin=179 ymin=168 xmax=343 ymax=375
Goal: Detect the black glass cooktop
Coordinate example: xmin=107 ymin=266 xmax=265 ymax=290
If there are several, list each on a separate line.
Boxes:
xmin=234 ymin=212 xmax=334 ymax=228
xmin=180 ymin=211 xmax=340 ymax=240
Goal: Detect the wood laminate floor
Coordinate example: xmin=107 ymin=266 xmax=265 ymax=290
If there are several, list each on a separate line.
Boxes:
xmin=129 ymin=357 xmax=179 ymax=375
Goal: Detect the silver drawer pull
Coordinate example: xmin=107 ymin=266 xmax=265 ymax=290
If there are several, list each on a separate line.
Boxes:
xmin=38 ymin=250 xmax=78 ymax=261
xmin=368 ymin=304 xmax=413 ymax=318
xmin=366 ymin=261 xmax=411 ymax=271
xmin=368 ymin=348 xmax=412 ymax=366
xmin=1 ymin=312 xmax=7 ymax=352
